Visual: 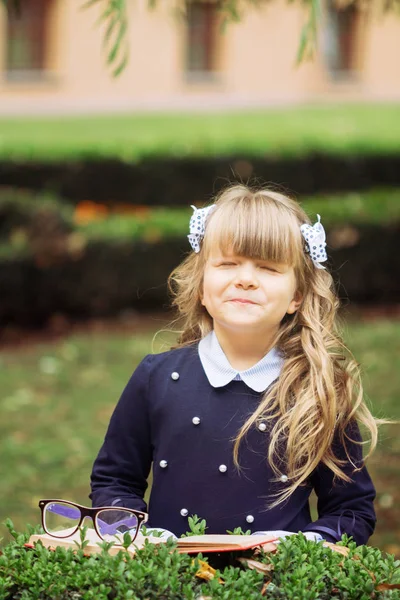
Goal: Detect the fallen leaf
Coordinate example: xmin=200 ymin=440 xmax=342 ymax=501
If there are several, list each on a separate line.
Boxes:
xmin=260 ymin=541 xmax=278 ymax=552
xmin=237 ymin=557 xmax=274 ymax=574
xmin=376 ymin=583 xmax=400 ymax=591
xmin=253 ymin=541 xmax=278 ymax=555
xmin=323 ymin=542 xmax=350 ymax=556
xmin=195 ymin=559 xmax=224 ymax=583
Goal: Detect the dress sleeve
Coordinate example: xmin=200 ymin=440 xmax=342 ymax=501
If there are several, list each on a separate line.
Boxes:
xmin=90 ymin=355 xmax=154 ymax=512
xmin=303 ymin=420 xmax=376 ymax=546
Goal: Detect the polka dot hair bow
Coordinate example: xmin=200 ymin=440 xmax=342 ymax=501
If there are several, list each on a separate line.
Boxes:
xmin=187 ymin=204 xmax=216 ymax=253
xmin=300 ymin=214 xmax=327 ymax=269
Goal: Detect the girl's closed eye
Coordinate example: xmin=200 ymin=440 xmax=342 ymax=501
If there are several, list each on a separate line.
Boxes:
xmin=258 ymin=263 xmax=280 ymax=273
xmin=216 ymin=260 xmax=237 ymax=267
xmin=260 ymin=265 xmax=277 ymax=272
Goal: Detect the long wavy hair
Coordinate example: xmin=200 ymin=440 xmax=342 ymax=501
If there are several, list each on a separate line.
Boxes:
xmin=168 ymin=184 xmax=380 ymax=506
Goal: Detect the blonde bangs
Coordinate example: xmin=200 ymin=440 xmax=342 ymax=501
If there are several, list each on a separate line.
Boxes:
xmin=202 ymin=190 xmax=305 ymax=269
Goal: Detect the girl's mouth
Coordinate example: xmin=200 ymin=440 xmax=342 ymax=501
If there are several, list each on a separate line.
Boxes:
xmin=229 ymin=299 xmax=257 ymax=305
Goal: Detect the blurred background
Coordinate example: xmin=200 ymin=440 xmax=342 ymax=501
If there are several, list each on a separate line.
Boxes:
xmin=0 ymin=0 xmax=399 ymax=554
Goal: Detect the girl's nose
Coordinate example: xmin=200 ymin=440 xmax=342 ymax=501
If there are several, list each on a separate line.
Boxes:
xmin=234 ymin=263 xmax=259 ymax=289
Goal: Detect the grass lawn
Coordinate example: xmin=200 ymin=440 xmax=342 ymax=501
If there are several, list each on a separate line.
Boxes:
xmin=0 ymin=105 xmax=400 ymax=161
xmin=0 ymin=316 xmax=399 ymax=554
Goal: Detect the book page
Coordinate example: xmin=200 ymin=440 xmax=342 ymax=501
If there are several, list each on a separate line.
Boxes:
xmin=178 ymin=534 xmax=279 ymax=549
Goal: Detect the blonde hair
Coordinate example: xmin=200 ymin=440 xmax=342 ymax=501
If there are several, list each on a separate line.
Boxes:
xmin=168 ymin=184 xmax=380 ymax=506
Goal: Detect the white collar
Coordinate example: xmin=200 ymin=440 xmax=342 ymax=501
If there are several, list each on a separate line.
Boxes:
xmin=198 ymin=331 xmax=284 ymax=393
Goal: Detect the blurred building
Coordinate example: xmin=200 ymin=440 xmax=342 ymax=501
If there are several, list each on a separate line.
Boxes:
xmin=0 ymin=0 xmax=399 ymax=114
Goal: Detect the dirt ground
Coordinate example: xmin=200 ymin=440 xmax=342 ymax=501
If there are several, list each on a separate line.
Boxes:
xmin=0 ymin=310 xmax=174 ymax=350
xmin=1 ymin=305 xmax=399 ymax=351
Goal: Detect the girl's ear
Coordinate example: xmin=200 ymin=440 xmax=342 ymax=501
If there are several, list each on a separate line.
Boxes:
xmin=287 ymin=290 xmax=303 ymax=315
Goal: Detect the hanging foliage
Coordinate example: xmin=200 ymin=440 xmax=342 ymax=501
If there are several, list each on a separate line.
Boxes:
xmin=2 ymin=0 xmax=400 ymax=76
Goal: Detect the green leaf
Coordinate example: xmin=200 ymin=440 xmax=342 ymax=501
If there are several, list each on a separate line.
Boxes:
xmin=96 ymin=5 xmax=116 ymax=27
xmin=296 ymin=22 xmax=310 ymax=64
xmin=103 ymin=15 xmax=119 ymax=48
xmin=111 ymin=46 xmax=129 ymax=77
xmin=81 ymin=0 xmax=102 ymax=11
xmin=122 ymin=531 xmax=133 ymax=549
xmin=107 ymin=19 xmax=127 ymax=64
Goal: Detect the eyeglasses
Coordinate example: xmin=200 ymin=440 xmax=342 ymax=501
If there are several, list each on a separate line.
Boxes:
xmin=39 ymin=499 xmax=148 ymax=546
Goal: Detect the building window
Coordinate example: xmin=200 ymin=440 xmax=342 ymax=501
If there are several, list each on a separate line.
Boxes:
xmin=322 ymin=0 xmax=360 ymax=77
xmin=186 ymin=1 xmax=218 ymax=75
xmin=5 ymin=0 xmax=51 ymax=79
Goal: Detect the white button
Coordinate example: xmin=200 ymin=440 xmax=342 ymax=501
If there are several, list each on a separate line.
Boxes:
xmin=258 ymin=422 xmax=267 ymax=432
xmin=280 ymin=474 xmax=288 ymax=483
xmin=219 ymin=464 xmax=227 ymax=473
xmin=246 ymin=515 xmax=254 ymax=523
xmin=192 ymin=417 xmax=201 ymax=425
xmin=180 ymin=508 xmax=189 ymax=517
xmin=171 ymin=372 xmax=179 ymax=381
xmin=159 ymin=460 xmax=168 ymax=468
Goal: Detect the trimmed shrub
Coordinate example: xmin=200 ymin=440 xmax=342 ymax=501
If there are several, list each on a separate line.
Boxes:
xmin=1 ymin=225 xmax=399 ymax=327
xmin=1 ymin=154 xmax=400 ymax=206
xmin=0 ymin=188 xmax=72 ymax=243
xmin=1 ymin=521 xmax=399 ymax=599
xmin=1 ymin=187 xmax=399 ymax=326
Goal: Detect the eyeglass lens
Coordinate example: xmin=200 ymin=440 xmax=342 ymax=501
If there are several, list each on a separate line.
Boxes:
xmin=44 ymin=501 xmax=82 ymax=537
xmin=96 ymin=509 xmax=139 ymax=542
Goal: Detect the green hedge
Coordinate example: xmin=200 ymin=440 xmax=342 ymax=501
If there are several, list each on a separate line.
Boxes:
xmin=4 ymin=224 xmax=400 ymax=327
xmin=1 ymin=154 xmax=400 ymax=206
xmin=1 ymin=520 xmax=400 ymax=600
xmin=0 ymin=187 xmax=399 ymax=326
xmin=1 ymin=187 xmax=400 ymax=250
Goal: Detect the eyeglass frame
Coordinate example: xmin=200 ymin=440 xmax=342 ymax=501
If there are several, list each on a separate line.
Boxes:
xmin=39 ymin=499 xmax=148 ymax=545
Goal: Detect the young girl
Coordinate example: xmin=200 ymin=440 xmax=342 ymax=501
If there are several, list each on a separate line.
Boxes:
xmin=90 ymin=184 xmax=378 ymax=545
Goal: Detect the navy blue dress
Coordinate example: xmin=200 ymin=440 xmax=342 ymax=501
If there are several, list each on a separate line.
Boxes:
xmin=90 ymin=345 xmax=376 ymax=544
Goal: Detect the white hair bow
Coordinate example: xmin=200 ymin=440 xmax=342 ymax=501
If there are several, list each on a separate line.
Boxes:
xmin=300 ymin=215 xmax=327 ymax=269
xmin=187 ymin=204 xmax=216 ymax=253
